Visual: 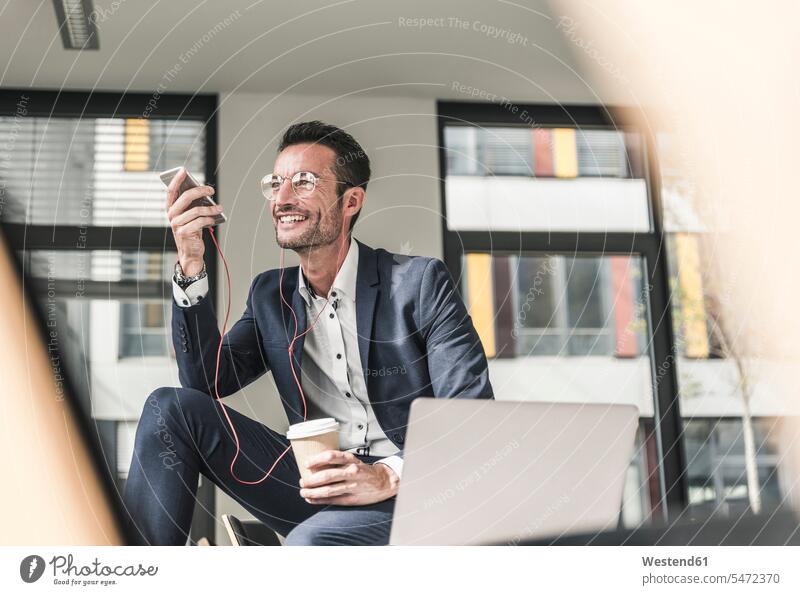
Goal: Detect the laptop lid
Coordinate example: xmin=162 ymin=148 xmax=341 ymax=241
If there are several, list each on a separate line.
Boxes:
xmin=389 ymin=398 xmax=639 ymax=545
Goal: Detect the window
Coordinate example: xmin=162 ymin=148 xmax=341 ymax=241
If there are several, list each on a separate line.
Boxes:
xmin=439 ymin=102 xmax=683 ymax=527
xmin=657 ymin=132 xmax=794 ymax=516
xmin=442 ymin=123 xmax=650 ymax=232
xmin=0 ymin=89 xmax=218 ymax=541
xmin=461 ymin=251 xmax=660 ymax=525
xmin=507 ymin=254 xmax=648 ymax=357
xmin=441 ymin=102 xmax=795 ymax=526
xmin=684 ymin=419 xmax=784 ymax=516
xmin=119 ymin=301 xmax=171 ymax=358
xmin=0 ymin=116 xmax=205 ymax=227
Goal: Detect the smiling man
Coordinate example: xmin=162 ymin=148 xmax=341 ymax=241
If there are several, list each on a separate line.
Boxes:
xmin=123 ymin=121 xmax=494 ymax=545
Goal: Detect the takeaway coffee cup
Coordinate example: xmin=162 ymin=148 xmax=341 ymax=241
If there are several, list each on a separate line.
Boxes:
xmin=286 ymin=418 xmax=340 ymax=481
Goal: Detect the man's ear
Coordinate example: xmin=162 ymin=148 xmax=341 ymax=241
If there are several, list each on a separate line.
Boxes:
xmin=345 ymin=186 xmax=365 ymax=215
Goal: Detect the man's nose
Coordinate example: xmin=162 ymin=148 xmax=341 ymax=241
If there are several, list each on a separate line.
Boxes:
xmin=274 ymin=179 xmax=298 ymax=210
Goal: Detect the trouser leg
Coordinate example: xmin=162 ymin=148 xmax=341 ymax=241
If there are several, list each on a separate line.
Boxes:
xmin=284 ymin=496 xmax=396 ymax=546
xmin=123 ymin=386 xmax=318 ymax=545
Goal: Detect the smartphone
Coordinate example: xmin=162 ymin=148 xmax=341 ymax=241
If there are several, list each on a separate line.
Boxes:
xmin=159 ymin=166 xmax=227 ymax=226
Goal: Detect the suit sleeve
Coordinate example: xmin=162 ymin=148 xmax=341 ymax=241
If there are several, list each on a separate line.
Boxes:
xmin=172 ymin=273 xmax=268 ymax=398
xmin=372 ymin=258 xmax=489 ymax=473
xmin=418 ymin=258 xmax=494 ymax=400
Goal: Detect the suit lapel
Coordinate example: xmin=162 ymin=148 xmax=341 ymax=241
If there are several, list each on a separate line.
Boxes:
xmin=289 ymin=280 xmax=307 ymax=367
xmin=280 ymin=267 xmax=307 ymax=420
xmin=355 ymin=239 xmax=380 ymax=387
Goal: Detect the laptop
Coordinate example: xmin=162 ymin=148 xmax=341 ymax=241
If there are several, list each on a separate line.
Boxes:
xmin=389 ymin=398 xmax=639 ymax=545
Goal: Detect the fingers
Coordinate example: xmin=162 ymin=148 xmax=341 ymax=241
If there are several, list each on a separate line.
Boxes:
xmin=304 ymin=493 xmax=361 ymax=506
xmin=167 ymin=185 xmax=216 ymax=221
xmin=300 ymin=481 xmax=357 ymax=501
xmin=300 ymin=463 xmax=360 ymax=488
xmin=165 ymin=167 xmax=187 ymax=208
xmin=171 ymin=204 xmax=223 ymax=229
xmin=173 ymin=215 xmax=219 ymax=238
xmin=305 ymin=449 xmax=358 ymax=471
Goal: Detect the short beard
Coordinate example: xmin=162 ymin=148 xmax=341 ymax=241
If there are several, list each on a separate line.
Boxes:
xmin=274 ymin=198 xmax=343 ymax=253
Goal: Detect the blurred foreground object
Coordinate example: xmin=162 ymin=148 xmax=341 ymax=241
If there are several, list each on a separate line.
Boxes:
xmin=0 ymin=233 xmax=123 ymax=545
xmin=551 ymin=0 xmax=800 ymax=512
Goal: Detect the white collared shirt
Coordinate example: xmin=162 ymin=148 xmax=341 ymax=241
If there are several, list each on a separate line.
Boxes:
xmin=173 ymin=236 xmax=403 ymax=478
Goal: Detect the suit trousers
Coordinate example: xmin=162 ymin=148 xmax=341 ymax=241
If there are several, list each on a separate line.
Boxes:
xmin=123 ymin=386 xmax=395 ymax=545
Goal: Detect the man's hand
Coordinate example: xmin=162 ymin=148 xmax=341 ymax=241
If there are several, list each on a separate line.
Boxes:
xmin=166 ymin=167 xmax=221 ymax=275
xmin=299 ymin=450 xmax=399 ymax=506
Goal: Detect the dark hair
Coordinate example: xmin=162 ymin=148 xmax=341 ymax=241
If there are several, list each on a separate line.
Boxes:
xmin=278 ymin=120 xmax=370 ymax=233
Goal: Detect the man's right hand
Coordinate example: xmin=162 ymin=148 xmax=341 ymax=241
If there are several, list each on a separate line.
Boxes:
xmin=166 ymin=167 xmax=223 ymax=276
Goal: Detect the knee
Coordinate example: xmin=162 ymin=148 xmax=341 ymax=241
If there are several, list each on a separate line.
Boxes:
xmin=139 ymin=386 xmax=205 ymax=431
xmin=284 ymin=523 xmax=340 ymax=546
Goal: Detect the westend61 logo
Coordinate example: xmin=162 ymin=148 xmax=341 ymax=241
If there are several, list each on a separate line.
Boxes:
xmin=19 ymin=554 xmax=158 ymax=587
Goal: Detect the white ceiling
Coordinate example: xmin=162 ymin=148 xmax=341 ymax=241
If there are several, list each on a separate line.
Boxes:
xmin=0 ymin=0 xmax=614 ymax=103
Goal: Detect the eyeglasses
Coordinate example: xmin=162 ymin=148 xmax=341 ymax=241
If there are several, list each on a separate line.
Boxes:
xmin=261 ymin=171 xmax=352 ymax=201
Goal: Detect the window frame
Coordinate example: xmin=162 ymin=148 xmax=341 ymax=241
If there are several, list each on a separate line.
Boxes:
xmin=437 ymin=101 xmax=687 ymax=520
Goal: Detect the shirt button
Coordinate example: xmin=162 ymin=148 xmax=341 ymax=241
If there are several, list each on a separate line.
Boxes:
xmin=329 ymin=313 xmax=334 ymax=319
xmin=357 ymin=423 xmax=364 ymax=430
xmin=331 ymin=291 xmax=337 ymax=297
xmin=182 ymin=299 xmax=189 ymax=306
xmin=336 ymin=353 xmax=342 ymax=359
xmin=345 ymin=392 xmax=351 ymax=398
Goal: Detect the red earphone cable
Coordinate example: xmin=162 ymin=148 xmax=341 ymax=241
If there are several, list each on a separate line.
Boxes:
xmin=205 ymin=226 xmax=339 ymax=485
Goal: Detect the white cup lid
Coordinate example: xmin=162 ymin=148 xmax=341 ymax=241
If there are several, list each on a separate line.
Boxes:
xmin=286 ymin=418 xmax=339 ymax=440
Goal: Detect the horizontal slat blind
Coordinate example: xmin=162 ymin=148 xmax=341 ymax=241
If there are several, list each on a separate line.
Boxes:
xmin=0 ymin=116 xmax=205 ymax=227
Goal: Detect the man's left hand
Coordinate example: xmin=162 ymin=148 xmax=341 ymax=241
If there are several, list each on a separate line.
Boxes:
xmin=299 ymin=450 xmax=399 ymax=506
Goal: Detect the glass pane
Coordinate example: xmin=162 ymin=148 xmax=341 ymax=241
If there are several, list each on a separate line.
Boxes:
xmin=684 ymin=418 xmax=785 ymax=517
xmin=658 ymin=132 xmax=795 ymax=517
xmin=443 ymin=125 xmax=650 ymax=232
xmin=461 ymin=252 xmax=662 ymax=526
xmin=576 ymin=129 xmax=630 ymax=177
xmin=119 ymin=301 xmax=171 ymax=358
xmin=0 ymin=116 xmax=205 ymax=227
xmin=480 ymin=127 xmax=533 ymax=175
xmin=22 ymin=250 xmax=178 ymax=422
xmin=443 ymin=126 xmax=480 ymax=175
xmin=508 ymin=254 xmax=648 ymax=359
xmin=25 ymin=249 xmax=175 ymax=281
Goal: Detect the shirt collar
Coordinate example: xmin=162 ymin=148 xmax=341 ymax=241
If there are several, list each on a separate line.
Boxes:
xmin=297 ymin=236 xmax=358 ymax=306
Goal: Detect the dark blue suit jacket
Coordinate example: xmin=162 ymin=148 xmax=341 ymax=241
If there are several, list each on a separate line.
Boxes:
xmin=171 ymin=239 xmax=494 ymax=451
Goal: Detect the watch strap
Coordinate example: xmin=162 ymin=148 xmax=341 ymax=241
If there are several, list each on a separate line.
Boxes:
xmin=175 ymin=260 xmax=207 ymax=289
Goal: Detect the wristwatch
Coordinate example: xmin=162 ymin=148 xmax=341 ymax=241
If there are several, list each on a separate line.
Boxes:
xmin=174 ymin=260 xmax=207 ymax=289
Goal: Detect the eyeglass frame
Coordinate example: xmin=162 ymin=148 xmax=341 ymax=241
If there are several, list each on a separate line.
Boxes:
xmin=261 ymin=170 xmax=355 ymax=201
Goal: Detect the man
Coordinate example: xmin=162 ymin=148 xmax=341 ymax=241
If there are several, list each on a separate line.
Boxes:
xmin=124 ymin=121 xmax=494 ymax=545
